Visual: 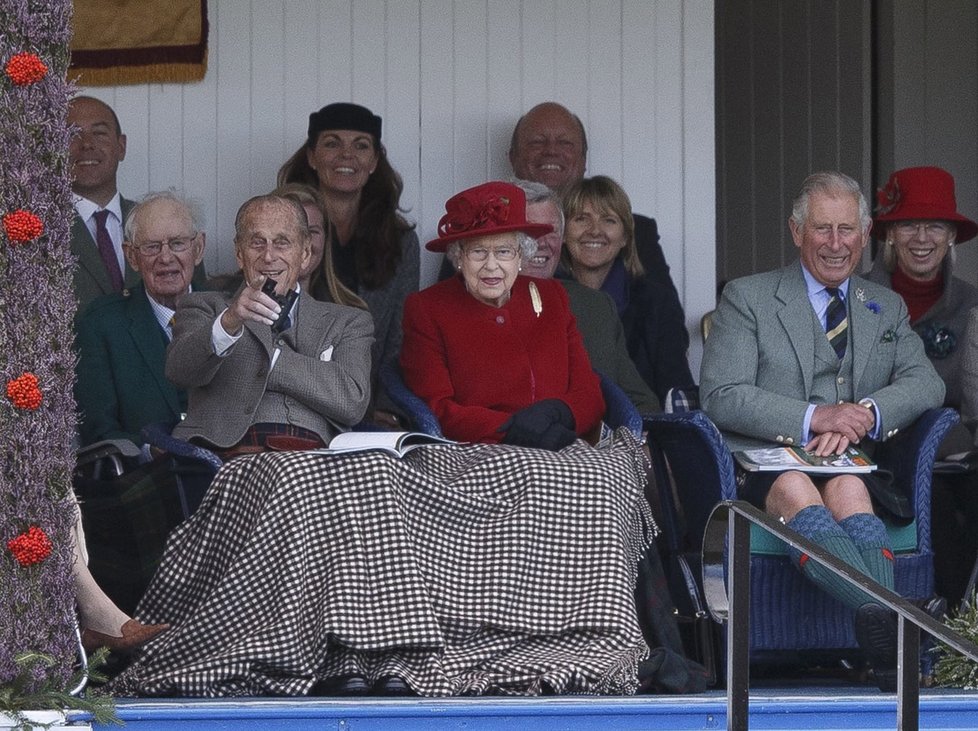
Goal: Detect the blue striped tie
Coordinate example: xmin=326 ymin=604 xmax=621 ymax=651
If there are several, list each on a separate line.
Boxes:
xmin=825 ymin=287 xmax=847 ymax=359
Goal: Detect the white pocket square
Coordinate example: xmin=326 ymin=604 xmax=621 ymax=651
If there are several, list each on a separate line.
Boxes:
xmin=319 ymin=346 xmax=334 ymax=362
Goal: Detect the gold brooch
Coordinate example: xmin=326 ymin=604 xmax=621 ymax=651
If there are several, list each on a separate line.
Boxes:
xmin=528 ymin=281 xmax=543 ymax=317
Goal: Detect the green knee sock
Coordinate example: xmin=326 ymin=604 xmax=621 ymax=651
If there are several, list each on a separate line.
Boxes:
xmin=786 ymin=505 xmax=876 ymax=609
xmin=839 ymin=512 xmax=895 ymax=593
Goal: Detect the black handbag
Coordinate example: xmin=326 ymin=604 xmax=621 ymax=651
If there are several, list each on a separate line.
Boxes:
xmin=644 ymin=437 xmax=720 ymax=687
xmin=634 ymin=537 xmax=711 ymax=693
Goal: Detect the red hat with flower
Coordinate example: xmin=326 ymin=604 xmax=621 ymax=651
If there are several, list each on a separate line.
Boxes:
xmin=426 ymin=181 xmax=554 ymax=252
xmin=872 ymin=166 xmax=977 ymax=243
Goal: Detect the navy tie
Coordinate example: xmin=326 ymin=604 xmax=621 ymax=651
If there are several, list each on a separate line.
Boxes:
xmin=825 ymin=287 xmax=847 ymax=359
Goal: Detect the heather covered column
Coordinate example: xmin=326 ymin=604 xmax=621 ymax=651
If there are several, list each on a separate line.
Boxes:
xmin=0 ymin=0 xmax=79 ymax=692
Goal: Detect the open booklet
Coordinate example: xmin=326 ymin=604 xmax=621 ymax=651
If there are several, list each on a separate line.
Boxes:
xmin=313 ymin=430 xmax=458 ymax=458
xmin=733 ymin=445 xmax=876 ymax=474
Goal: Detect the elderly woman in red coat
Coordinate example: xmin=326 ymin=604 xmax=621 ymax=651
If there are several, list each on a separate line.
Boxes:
xmin=401 ymin=181 xmax=605 ymax=448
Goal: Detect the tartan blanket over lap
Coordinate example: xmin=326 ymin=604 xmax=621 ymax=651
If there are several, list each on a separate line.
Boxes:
xmin=109 ymin=428 xmax=653 ymax=697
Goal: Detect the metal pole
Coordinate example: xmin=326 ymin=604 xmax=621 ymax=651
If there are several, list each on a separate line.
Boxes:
xmin=896 ymin=615 xmax=919 ymax=731
xmin=727 ymin=509 xmax=750 ymax=731
xmin=69 ymin=622 xmax=89 ymax=697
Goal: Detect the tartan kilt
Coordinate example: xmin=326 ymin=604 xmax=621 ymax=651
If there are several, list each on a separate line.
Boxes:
xmin=110 ymin=429 xmax=654 ymax=697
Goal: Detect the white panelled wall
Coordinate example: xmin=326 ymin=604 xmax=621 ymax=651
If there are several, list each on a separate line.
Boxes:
xmin=78 ymin=0 xmax=715 ymax=374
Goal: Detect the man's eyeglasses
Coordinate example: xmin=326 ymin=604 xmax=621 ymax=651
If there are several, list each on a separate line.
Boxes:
xmin=133 ymin=235 xmax=197 ymax=257
xmin=462 ymin=245 xmax=519 ymax=262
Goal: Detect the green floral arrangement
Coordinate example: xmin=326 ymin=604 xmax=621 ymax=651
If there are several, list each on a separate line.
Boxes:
xmin=0 ymin=1 xmax=115 ymax=726
xmin=934 ymin=594 xmax=978 ymax=689
xmin=1 ymin=649 xmax=116 ymax=729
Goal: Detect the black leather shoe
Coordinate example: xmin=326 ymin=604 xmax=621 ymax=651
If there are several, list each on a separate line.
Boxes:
xmin=311 ymin=674 xmax=370 ymax=696
xmin=373 ymin=676 xmax=415 ymax=696
xmin=854 ymin=602 xmax=898 ymax=692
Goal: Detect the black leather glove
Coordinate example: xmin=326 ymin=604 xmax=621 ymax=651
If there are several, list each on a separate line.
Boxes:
xmin=499 ymin=399 xmax=576 ymax=450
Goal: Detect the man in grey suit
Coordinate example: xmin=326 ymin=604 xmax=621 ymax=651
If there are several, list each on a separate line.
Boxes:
xmin=700 ymin=171 xmax=945 ymax=690
xmin=166 ymin=194 xmax=373 ymax=456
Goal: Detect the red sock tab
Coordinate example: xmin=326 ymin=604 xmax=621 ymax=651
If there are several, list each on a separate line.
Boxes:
xmin=882 ymin=548 xmax=894 ymax=562
xmin=799 ymin=554 xmax=809 ymax=568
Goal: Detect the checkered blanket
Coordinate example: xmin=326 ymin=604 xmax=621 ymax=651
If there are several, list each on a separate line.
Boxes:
xmin=109 ymin=429 xmax=653 ymax=697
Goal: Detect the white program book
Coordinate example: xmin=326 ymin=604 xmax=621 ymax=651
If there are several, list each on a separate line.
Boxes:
xmin=314 ymin=430 xmax=458 ymax=458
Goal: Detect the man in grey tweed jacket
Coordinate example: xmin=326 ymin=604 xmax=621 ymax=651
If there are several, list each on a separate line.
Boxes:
xmin=700 ymin=171 xmax=944 ymax=691
xmin=166 ymin=194 xmax=373 ymax=450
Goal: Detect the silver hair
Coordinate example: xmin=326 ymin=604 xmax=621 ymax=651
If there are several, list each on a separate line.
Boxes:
xmin=124 ymin=189 xmax=205 ymax=242
xmin=790 ymin=171 xmax=871 ymax=232
xmin=445 ymin=231 xmax=537 ymax=268
xmin=233 ymin=194 xmax=310 ymax=247
xmin=510 ymin=178 xmax=564 ymax=237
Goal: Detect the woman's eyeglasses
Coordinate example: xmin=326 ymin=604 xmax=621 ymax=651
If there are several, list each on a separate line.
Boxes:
xmin=893 ymin=222 xmax=952 ymax=239
xmin=462 ymin=246 xmax=519 ymax=262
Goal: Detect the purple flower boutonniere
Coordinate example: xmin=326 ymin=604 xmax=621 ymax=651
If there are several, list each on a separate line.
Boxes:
xmin=866 ymin=301 xmax=881 ymax=315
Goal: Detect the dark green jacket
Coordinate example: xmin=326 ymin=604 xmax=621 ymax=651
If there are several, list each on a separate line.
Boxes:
xmin=561 ymin=279 xmax=661 ymax=414
xmin=75 ymin=282 xmax=186 ymax=446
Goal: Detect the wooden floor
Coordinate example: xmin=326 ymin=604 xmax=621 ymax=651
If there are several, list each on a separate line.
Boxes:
xmin=74 ymin=688 xmax=978 ymax=730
